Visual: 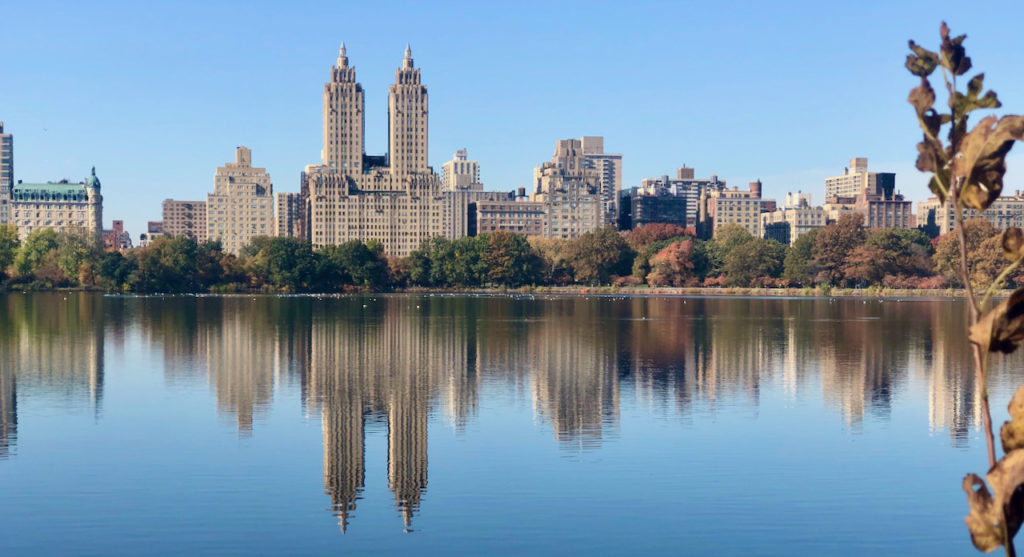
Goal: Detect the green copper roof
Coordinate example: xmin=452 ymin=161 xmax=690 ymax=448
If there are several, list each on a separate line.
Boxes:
xmin=14 ymin=183 xmax=90 ymax=193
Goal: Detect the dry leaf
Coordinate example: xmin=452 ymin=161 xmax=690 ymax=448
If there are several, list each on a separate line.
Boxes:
xmin=964 ymin=450 xmax=1024 ymax=552
xmin=1003 ymin=228 xmax=1024 ymax=261
xmin=970 ymin=288 xmax=1024 ymax=354
xmin=1003 ymin=386 xmax=1024 ymax=453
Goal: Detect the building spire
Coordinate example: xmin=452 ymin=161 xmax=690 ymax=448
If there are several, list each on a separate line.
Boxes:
xmin=337 ymin=41 xmax=349 ymax=68
xmin=402 ymin=43 xmax=413 ymax=69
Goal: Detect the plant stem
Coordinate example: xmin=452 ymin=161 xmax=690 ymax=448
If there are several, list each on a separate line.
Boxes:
xmin=951 ymin=181 xmax=997 ymax=469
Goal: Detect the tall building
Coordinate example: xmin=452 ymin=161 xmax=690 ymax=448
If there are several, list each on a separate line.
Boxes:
xmin=275 ymin=192 xmax=303 ymax=237
xmin=441 ymin=149 xmax=480 ymax=190
xmin=0 ymin=122 xmax=11 ymax=224
xmin=580 ymin=136 xmax=623 ymax=225
xmin=528 ymin=138 xmax=605 ymax=238
xmin=825 ymin=158 xmax=895 ymax=199
xmin=161 ymin=199 xmax=207 ymax=243
xmin=207 ymin=146 xmax=274 ymax=254
xmin=627 ymin=166 xmax=727 ymax=229
xmin=10 ymin=167 xmax=103 ymax=240
xmin=305 ymin=44 xmax=451 ymax=256
xmin=824 ymin=158 xmax=912 ymax=229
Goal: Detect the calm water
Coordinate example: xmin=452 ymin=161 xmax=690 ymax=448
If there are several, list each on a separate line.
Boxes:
xmin=0 ymin=292 xmax=1019 ymax=555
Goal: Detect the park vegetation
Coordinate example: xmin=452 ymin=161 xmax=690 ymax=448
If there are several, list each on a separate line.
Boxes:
xmin=0 ymin=216 xmax=1015 ymax=294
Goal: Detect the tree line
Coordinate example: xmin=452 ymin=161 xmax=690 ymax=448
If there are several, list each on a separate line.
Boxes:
xmin=0 ymin=215 xmax=1014 ymax=293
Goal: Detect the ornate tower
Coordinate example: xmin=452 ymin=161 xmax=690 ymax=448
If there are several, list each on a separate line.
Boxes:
xmin=323 ymin=43 xmax=365 ymax=174
xmin=388 ymin=44 xmax=429 ymax=177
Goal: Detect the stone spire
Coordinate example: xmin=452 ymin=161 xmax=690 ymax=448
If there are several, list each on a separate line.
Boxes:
xmin=402 ymin=43 xmax=413 ymax=69
xmin=337 ymin=42 xmax=349 ymax=68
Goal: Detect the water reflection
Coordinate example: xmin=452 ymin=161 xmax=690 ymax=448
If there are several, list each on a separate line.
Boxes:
xmin=0 ymin=293 xmax=1014 ymax=532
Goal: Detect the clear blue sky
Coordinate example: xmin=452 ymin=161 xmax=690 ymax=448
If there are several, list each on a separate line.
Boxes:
xmin=3 ymin=0 xmax=1024 ymax=236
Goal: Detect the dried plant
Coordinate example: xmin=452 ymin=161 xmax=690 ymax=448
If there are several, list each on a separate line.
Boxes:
xmin=908 ymin=22 xmax=1024 ymax=555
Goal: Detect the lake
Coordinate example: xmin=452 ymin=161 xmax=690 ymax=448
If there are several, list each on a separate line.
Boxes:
xmin=0 ymin=292 xmax=1017 ymax=555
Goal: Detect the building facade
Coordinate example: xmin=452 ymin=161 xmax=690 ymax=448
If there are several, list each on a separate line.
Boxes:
xmin=207 ymin=146 xmax=274 ymax=254
xmin=760 ymin=192 xmax=827 ymax=245
xmin=305 ymin=44 xmax=452 ymax=257
xmin=527 ymin=139 xmax=605 ymax=239
xmin=825 ymin=158 xmax=895 ymax=199
xmin=629 ymin=166 xmax=727 ymax=230
xmin=10 ymin=167 xmax=103 ymax=240
xmin=161 ymin=199 xmax=207 ymax=243
xmin=275 ymin=192 xmax=303 ymax=238
xmin=441 ymin=149 xmax=481 ymax=190
xmin=580 ymin=136 xmax=623 ymax=226
xmin=918 ymin=193 xmax=1024 ymax=235
xmin=704 ymin=180 xmax=766 ymax=238
xmin=102 ymin=220 xmax=132 ymax=251
xmin=0 ymin=122 xmax=11 ymax=224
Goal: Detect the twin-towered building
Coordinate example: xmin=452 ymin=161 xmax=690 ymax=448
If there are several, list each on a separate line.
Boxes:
xmin=159 ymin=45 xmax=620 ymax=255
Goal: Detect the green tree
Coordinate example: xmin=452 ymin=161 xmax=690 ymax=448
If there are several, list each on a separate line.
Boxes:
xmin=55 ymin=228 xmax=102 ymax=284
xmin=135 ymin=236 xmax=199 ymax=293
xmin=723 ymin=238 xmax=785 ymax=286
xmin=318 ymin=240 xmax=390 ymax=289
xmin=14 ymin=228 xmax=58 ymax=277
xmin=97 ymin=251 xmax=140 ymax=291
xmin=565 ymin=227 xmax=633 ymax=285
xmin=782 ymin=229 xmax=820 ymax=285
xmin=483 ymin=231 xmax=541 ymax=287
xmin=0 ymin=223 xmax=19 ymax=276
xmin=933 ymin=219 xmax=1000 ymax=288
xmin=527 ymin=236 xmax=572 ymax=285
xmin=864 ymin=227 xmax=933 ymax=278
xmin=243 ymin=236 xmax=318 ymax=292
xmin=707 ymin=224 xmax=754 ymax=277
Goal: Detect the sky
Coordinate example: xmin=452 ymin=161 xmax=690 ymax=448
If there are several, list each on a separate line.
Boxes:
xmin=3 ymin=0 xmax=1024 ymax=237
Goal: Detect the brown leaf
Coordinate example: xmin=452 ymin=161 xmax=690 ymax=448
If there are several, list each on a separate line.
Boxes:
xmin=953 ymin=115 xmax=1024 ymax=210
xmin=1004 ymin=228 xmax=1024 ymax=261
xmin=970 ymin=287 xmax=1024 ymax=353
xmin=964 ymin=450 xmax=1024 ymax=552
xmin=1002 ymin=386 xmax=1024 ymax=453
xmin=964 ymin=473 xmax=1003 ymax=552
xmin=940 ymin=22 xmax=972 ymax=76
xmin=906 ymin=40 xmax=939 ymax=77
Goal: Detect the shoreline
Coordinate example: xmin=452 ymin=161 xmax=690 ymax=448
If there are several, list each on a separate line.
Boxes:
xmin=2 ymin=285 xmax=987 ymax=299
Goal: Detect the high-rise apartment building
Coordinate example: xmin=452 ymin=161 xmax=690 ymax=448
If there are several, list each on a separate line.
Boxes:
xmin=825 ymin=158 xmax=895 ymax=199
xmin=704 ymin=180 xmax=766 ymax=238
xmin=627 ymin=166 xmax=727 ymax=229
xmin=580 ymin=136 xmax=622 ymax=225
xmin=305 ymin=44 xmax=451 ymax=256
xmin=441 ymin=149 xmax=481 ymax=190
xmin=10 ymin=168 xmax=103 ymax=240
xmin=529 ymin=139 xmax=604 ymax=238
xmin=207 ymin=146 xmax=274 ymax=254
xmin=161 ymin=199 xmax=207 ymax=243
xmin=0 ymin=122 xmax=12 ymax=224
xmin=276 ymin=192 xmax=303 ymax=238
xmin=824 ymin=158 xmax=912 ymax=229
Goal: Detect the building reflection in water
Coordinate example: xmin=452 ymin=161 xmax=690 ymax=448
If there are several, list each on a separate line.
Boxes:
xmin=1 ymin=293 xmax=1018 ymax=531
xmin=0 ymin=293 xmax=105 ymax=459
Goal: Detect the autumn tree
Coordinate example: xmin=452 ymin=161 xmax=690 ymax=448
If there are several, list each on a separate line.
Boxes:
xmin=812 ymin=213 xmax=866 ymax=286
xmin=933 ymin=218 xmax=1001 ymax=288
xmin=565 ymin=227 xmax=633 ymax=285
xmin=645 ymin=239 xmax=695 ymax=286
xmin=625 ymin=223 xmax=691 ymax=251
xmin=484 ymin=231 xmax=541 ymax=287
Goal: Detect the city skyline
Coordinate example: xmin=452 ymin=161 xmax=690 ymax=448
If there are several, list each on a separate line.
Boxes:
xmin=4 ymin=2 xmax=1024 ymax=236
